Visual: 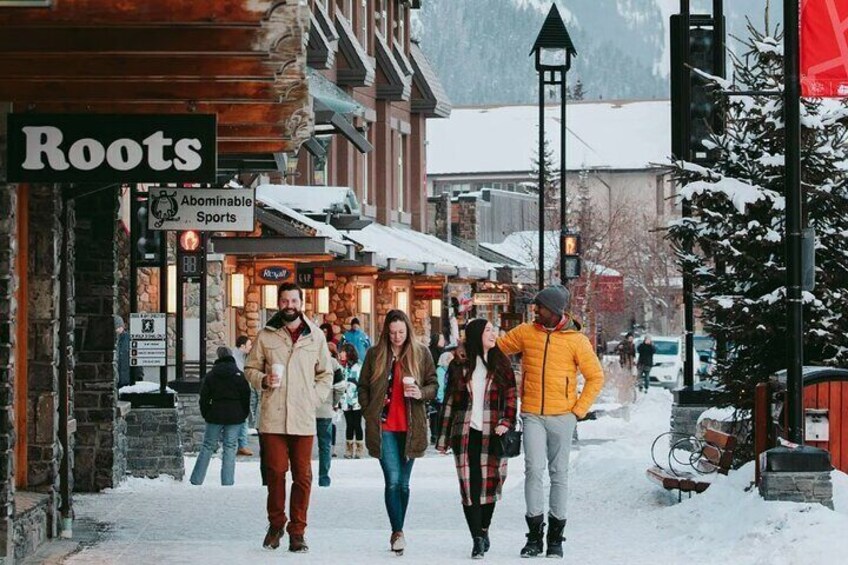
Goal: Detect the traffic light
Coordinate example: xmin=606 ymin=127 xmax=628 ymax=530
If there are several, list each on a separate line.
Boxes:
xmin=130 ymin=192 xmax=162 ymax=267
xmin=562 ymin=232 xmax=581 ymax=280
xmin=177 ymin=230 xmax=204 ymax=282
xmin=178 ymin=230 xmax=201 ymax=253
xmin=671 ymin=13 xmax=725 ymax=165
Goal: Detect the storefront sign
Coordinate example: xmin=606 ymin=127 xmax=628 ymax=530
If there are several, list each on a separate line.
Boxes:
xmin=413 ymin=285 xmax=443 ymax=301
xmin=473 ymin=292 xmax=509 ymax=306
xmin=6 ymin=113 xmax=216 ymax=183
xmin=147 ymin=187 xmax=254 ymax=231
xmin=296 ymin=267 xmax=326 ymax=288
xmin=254 ymin=261 xmax=295 ymax=285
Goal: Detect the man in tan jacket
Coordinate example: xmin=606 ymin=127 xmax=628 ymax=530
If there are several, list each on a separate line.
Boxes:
xmin=244 ymin=283 xmax=333 ymax=554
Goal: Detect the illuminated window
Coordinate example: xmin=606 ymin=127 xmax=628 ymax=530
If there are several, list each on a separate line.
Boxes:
xmin=228 ymin=273 xmax=246 ymax=308
xmin=317 ymin=287 xmax=330 ymax=314
xmin=262 ymin=285 xmax=278 ymax=310
xmin=394 ymin=288 xmax=409 ymax=313
xmin=358 ymin=286 xmax=372 ymax=314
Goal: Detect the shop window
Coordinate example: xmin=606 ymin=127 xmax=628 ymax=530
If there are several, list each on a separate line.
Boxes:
xmin=317 ymin=287 xmax=330 ymax=314
xmin=362 ymin=129 xmax=371 ymax=204
xmin=262 ymin=285 xmax=278 ymax=310
xmin=229 ymin=273 xmax=246 ymax=308
xmin=394 ymin=287 xmax=409 ymax=313
xmin=397 ymin=133 xmax=406 ymax=212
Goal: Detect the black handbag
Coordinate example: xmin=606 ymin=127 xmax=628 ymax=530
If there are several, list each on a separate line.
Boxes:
xmin=497 ymin=424 xmax=522 ymax=458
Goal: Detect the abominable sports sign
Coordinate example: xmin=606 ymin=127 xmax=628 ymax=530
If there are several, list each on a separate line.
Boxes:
xmin=147 ymin=187 xmax=255 ymax=232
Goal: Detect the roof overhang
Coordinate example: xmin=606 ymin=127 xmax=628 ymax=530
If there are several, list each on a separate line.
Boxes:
xmin=211 ymin=236 xmax=347 ymax=258
xmin=410 ymin=42 xmax=451 ymax=118
xmin=335 ymin=12 xmax=375 ymax=87
xmin=375 ymin=31 xmax=411 ymax=101
xmin=0 ymin=0 xmax=313 ymax=157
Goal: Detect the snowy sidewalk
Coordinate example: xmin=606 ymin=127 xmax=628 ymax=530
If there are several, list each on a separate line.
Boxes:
xmin=57 ymin=390 xmax=848 ymax=565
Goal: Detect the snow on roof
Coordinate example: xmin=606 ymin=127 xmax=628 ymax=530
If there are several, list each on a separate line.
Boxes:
xmin=255 ymin=186 xmax=347 ymax=243
xmin=480 ymin=230 xmax=620 ymax=276
xmin=426 ymin=100 xmax=671 ymax=175
xmin=255 ymin=184 xmax=360 ymax=215
xmin=341 ymin=222 xmax=495 ymax=272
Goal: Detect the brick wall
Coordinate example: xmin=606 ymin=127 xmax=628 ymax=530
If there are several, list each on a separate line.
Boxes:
xmin=0 ymin=182 xmax=18 ymax=562
xmin=72 ymin=188 xmax=122 ymax=492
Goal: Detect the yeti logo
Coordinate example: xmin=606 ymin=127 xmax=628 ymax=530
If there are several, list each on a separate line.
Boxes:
xmin=150 ymin=191 xmax=180 ymax=228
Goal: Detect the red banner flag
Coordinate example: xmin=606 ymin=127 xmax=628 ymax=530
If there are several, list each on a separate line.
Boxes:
xmin=801 ymin=0 xmax=848 ymax=97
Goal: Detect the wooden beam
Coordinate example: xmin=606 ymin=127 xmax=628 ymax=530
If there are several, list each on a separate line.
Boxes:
xmin=0 ymin=79 xmax=306 ymax=102
xmin=0 ymin=54 xmax=289 ymax=79
xmin=219 ymin=140 xmax=297 ymax=154
xmin=13 ymin=100 xmax=310 ymax=126
xmin=0 ymin=26 xmax=289 ymax=54
xmin=0 ymin=0 xmax=287 ymax=25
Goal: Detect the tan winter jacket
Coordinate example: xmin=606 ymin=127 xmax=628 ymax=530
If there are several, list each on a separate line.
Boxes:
xmin=244 ymin=314 xmax=334 ymax=436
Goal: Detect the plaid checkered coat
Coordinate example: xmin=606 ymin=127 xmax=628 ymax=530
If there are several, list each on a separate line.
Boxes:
xmin=435 ymin=357 xmax=517 ymax=506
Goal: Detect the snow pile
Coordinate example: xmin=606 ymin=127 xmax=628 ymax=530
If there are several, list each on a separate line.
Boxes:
xmin=118 ymin=381 xmax=174 ymax=395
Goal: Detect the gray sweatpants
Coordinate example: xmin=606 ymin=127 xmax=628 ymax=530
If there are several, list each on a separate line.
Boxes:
xmin=523 ymin=412 xmax=578 ymax=520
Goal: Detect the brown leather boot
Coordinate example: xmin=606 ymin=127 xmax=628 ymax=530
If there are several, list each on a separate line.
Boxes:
xmin=355 ymin=440 xmax=365 ymax=459
xmin=289 ymin=533 xmax=309 ymax=553
xmin=263 ymin=525 xmax=283 ymax=550
xmin=344 ymin=440 xmax=354 ymax=459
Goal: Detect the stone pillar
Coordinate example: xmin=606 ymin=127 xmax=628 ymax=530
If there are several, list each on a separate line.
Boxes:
xmin=235 ymin=263 xmax=261 ymax=340
xmin=26 ymin=185 xmax=62 ymax=536
xmin=205 ymin=259 xmax=227 ymax=360
xmin=410 ymin=291 xmax=431 ymax=343
xmin=176 ymin=393 xmax=205 ymax=453
xmin=455 ymin=198 xmax=477 ymax=241
xmin=327 ymin=276 xmax=356 ymax=330
xmin=375 ymin=279 xmax=393 ymax=334
xmin=73 ymin=188 xmax=123 ymax=492
xmin=433 ymin=192 xmax=451 ymax=243
xmin=759 ymin=446 xmax=833 ymax=508
xmin=0 ymin=182 xmax=18 ymax=563
xmin=125 ymin=406 xmax=183 ymax=480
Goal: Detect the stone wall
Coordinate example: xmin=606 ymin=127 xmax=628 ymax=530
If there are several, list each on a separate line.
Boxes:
xmin=204 ymin=260 xmax=227 ymax=360
xmin=759 ymin=470 xmax=833 ymax=508
xmin=12 ymin=491 xmax=49 ymax=562
xmin=73 ymin=188 xmax=121 ymax=492
xmin=235 ymin=263 xmax=262 ymax=340
xmin=410 ymin=295 xmax=431 ymax=343
xmin=112 ymin=402 xmax=129 ymax=483
xmin=0 ymin=182 xmax=17 ymax=562
xmin=26 ymin=185 xmax=62 ymax=539
xmin=125 ymin=407 xmax=184 ymax=480
xmin=454 ymin=199 xmax=477 ymax=241
xmin=670 ymin=404 xmax=710 ymax=445
xmin=176 ymin=393 xmax=205 ymax=454
xmin=374 ymin=279 xmax=393 ymax=337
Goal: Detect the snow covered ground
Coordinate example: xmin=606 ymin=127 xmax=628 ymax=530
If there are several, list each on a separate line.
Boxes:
xmin=65 ymin=390 xmax=848 ymax=564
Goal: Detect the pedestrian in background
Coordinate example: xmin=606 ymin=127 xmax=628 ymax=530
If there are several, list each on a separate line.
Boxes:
xmin=244 ymin=283 xmax=334 ymax=554
xmin=497 ymin=286 xmax=605 ymax=558
xmin=339 ymin=343 xmax=364 ymax=459
xmin=340 ymin=316 xmax=372 ymax=362
xmin=616 ymin=332 xmax=636 ymax=375
xmin=190 ymin=346 xmax=250 ymax=486
xmin=320 ymin=322 xmax=339 ymax=357
xmin=358 ymin=309 xmax=437 ymax=556
xmin=436 ymin=319 xmax=517 ymax=559
xmin=234 ymin=335 xmax=255 ymax=457
xmin=316 ymin=356 xmax=346 ymax=487
xmin=636 ymin=335 xmax=656 ymax=393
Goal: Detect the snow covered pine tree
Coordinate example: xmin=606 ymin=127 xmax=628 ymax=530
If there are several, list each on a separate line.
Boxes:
xmin=666 ymin=16 xmax=848 ymax=432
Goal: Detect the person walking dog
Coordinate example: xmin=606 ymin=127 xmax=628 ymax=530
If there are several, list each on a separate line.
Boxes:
xmin=358 ymin=309 xmax=437 ymax=556
xmin=497 ymin=285 xmax=605 ymax=558
xmin=436 ymin=319 xmax=518 ymax=559
xmin=244 ymin=283 xmax=334 ymax=554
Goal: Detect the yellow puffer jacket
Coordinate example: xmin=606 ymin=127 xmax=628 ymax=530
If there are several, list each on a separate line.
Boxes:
xmin=496 ymin=318 xmax=604 ymax=418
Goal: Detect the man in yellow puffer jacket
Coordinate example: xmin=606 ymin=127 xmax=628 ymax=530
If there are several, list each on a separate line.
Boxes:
xmin=496 ymin=285 xmax=604 ymax=559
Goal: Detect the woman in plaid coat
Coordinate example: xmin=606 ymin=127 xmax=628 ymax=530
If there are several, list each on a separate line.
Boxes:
xmin=436 ymin=318 xmax=518 ymax=559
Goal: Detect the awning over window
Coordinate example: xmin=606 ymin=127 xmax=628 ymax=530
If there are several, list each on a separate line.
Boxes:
xmin=335 ymin=12 xmax=375 ymax=87
xmin=410 ymin=42 xmax=452 ymax=118
xmin=375 ymin=31 xmax=411 ymax=101
xmin=308 ymin=67 xmax=372 ymax=153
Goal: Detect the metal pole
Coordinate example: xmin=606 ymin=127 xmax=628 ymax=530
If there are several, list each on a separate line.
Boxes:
xmin=680 ymin=0 xmax=695 ymax=388
xmin=176 ymin=235 xmax=184 ymax=381
xmin=538 ymin=68 xmax=546 ymax=289
xmin=784 ymin=0 xmax=804 ymax=444
xmin=559 ymin=71 xmax=567 ymax=283
xmin=130 ymin=187 xmax=138 ymax=315
xmin=159 ymin=231 xmax=168 ymax=394
xmin=58 ymin=192 xmax=71 ymax=521
xmin=199 ymin=233 xmax=208 ymax=380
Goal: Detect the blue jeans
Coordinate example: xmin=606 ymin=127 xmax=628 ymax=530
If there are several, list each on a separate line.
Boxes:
xmin=190 ymin=422 xmax=241 ymax=486
xmin=379 ymin=431 xmax=415 ymax=532
xmin=238 ymin=421 xmax=249 ymax=449
xmin=316 ymin=418 xmax=333 ymax=487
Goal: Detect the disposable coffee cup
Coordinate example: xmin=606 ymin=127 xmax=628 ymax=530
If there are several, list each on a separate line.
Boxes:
xmin=270 ymin=364 xmax=284 ymax=388
xmin=402 ymin=376 xmax=416 ymax=396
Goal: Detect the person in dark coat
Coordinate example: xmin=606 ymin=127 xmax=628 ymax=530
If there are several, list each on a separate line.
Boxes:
xmin=436 ymin=318 xmax=518 ymax=559
xmin=636 ymin=336 xmax=657 ymax=393
xmin=190 ymin=346 xmax=251 ymax=486
xmin=115 ymin=316 xmax=131 ymax=388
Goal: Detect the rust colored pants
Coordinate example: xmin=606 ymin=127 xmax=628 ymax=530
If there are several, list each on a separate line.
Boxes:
xmin=260 ymin=433 xmax=314 ymax=535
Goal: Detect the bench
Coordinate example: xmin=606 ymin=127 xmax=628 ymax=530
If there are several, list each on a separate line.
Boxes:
xmin=646 ymin=428 xmax=737 ymax=502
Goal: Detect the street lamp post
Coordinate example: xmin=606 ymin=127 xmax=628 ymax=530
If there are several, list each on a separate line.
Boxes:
xmin=530 ymin=4 xmax=576 ymax=288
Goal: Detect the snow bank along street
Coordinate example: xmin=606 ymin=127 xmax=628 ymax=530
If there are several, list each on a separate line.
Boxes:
xmin=62 ymin=390 xmax=848 ymax=565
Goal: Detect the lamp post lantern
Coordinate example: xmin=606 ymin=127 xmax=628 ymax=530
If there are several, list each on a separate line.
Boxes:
xmin=531 ymin=4 xmax=577 ymax=289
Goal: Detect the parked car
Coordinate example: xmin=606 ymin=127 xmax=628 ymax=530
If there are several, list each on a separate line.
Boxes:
xmin=693 ymin=334 xmax=716 ymax=377
xmin=636 ymin=335 xmax=685 ymax=389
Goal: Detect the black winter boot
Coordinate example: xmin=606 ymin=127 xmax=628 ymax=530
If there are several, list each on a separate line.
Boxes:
xmin=520 ymin=515 xmax=545 ymax=558
xmin=481 ymin=528 xmax=490 ymax=553
xmin=546 ymin=515 xmax=567 ymax=558
xmin=471 ymin=536 xmax=486 ymax=559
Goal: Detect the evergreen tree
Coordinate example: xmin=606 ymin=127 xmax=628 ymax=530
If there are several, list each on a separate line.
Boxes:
xmin=667 ymin=19 xmax=848 ymax=423
xmin=529 ymin=134 xmax=561 ymax=228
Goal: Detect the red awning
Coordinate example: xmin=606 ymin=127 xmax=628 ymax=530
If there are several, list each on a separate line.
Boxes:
xmin=801 ymin=0 xmax=848 ymax=97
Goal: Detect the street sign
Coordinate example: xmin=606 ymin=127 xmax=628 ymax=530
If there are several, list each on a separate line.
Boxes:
xmin=129 ymin=313 xmax=166 ymax=366
xmin=254 ymin=261 xmax=296 ymax=285
xmin=147 ymin=187 xmax=255 ymax=231
xmin=6 ymin=114 xmax=216 ymax=183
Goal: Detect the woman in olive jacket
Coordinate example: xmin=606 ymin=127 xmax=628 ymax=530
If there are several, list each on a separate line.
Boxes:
xmin=358 ymin=309 xmax=437 ymax=555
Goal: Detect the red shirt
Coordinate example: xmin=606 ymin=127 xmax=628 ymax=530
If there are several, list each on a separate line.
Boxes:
xmin=382 ymin=360 xmax=408 ymax=432
xmin=285 ymin=320 xmax=306 ymax=344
